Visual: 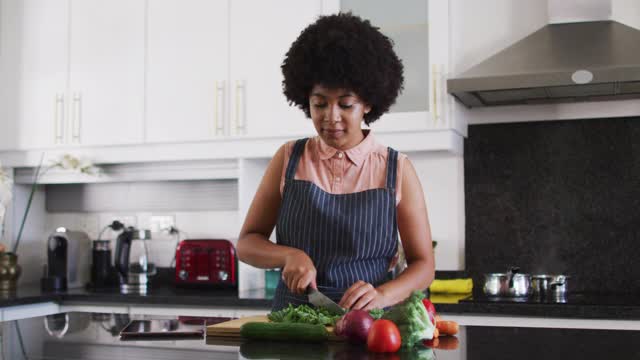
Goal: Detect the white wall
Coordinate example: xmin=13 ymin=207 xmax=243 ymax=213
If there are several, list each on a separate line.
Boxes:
xmin=450 ymin=0 xmax=548 ymax=75
xmin=613 ymin=0 xmax=640 ymax=28
xmin=410 ymin=152 xmax=465 ymax=270
xmin=237 ymin=158 xmax=271 ymax=291
xmin=548 ymin=0 xmax=611 ymax=24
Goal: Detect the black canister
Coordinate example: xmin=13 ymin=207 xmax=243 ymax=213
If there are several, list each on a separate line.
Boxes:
xmin=90 ymin=240 xmax=115 ymax=288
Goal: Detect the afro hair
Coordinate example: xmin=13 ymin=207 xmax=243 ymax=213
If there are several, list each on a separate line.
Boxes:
xmin=281 ymin=12 xmax=404 ymax=125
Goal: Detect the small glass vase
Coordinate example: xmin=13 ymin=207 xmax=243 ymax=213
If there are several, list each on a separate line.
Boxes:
xmin=0 ymin=252 xmax=21 ymax=291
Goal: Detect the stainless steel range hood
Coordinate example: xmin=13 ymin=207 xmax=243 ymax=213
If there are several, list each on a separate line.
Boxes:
xmin=447 ymin=20 xmax=640 ymax=108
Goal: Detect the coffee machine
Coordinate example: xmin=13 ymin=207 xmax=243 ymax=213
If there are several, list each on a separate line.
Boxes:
xmin=41 ymin=228 xmax=90 ymax=291
xmin=114 ymin=226 xmax=155 ymax=294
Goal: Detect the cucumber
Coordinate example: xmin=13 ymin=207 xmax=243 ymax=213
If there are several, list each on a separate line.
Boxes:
xmin=239 ymin=322 xmax=329 ymax=343
xmin=240 ymin=341 xmax=329 ymax=360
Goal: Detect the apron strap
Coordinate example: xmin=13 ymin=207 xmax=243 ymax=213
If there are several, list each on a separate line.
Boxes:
xmin=284 ymin=138 xmax=309 ymax=181
xmin=385 ymin=147 xmax=399 ymax=190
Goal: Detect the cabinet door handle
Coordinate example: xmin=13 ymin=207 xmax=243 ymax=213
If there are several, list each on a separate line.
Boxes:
xmin=432 ymin=64 xmax=439 ymax=123
xmin=72 ymin=93 xmax=82 ymax=143
xmin=235 ymin=80 xmax=246 ymax=134
xmin=215 ymin=80 xmax=226 ymax=136
xmin=54 ymin=94 xmax=65 ymax=144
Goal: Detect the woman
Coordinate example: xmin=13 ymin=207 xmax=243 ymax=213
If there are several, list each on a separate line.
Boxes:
xmin=237 ymin=13 xmax=434 ymax=311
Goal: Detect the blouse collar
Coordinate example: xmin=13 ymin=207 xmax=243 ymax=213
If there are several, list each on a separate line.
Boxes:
xmin=315 ymin=130 xmax=376 ymax=167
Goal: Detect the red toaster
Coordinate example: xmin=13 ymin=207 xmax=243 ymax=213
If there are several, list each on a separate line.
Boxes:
xmin=174 ymin=239 xmax=237 ymax=287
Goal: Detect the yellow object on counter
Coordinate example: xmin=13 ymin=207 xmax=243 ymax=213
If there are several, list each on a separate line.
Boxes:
xmin=429 ymin=293 xmax=471 ymax=304
xmin=429 ymin=278 xmax=473 ymax=294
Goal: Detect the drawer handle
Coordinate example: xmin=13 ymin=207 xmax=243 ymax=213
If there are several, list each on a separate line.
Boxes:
xmin=215 ymin=80 xmax=226 ymax=136
xmin=432 ymin=64 xmax=438 ymax=123
xmin=72 ymin=93 xmax=82 ymax=143
xmin=54 ymin=94 xmax=65 ymax=144
xmin=235 ymin=80 xmax=246 ymax=134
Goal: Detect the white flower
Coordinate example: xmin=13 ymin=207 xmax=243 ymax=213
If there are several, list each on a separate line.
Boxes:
xmin=0 ymin=161 xmax=12 ymax=244
xmin=60 ymin=154 xmax=78 ymax=169
xmin=0 ymin=161 xmax=12 ymax=210
xmin=50 ymin=154 xmax=100 ymax=175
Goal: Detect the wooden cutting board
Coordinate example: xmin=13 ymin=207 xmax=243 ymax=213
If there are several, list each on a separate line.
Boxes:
xmin=206 ymin=315 xmax=343 ymax=341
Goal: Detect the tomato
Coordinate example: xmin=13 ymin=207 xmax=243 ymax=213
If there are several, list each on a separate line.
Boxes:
xmin=367 ymin=319 xmax=402 ymax=353
xmin=422 ymin=299 xmax=437 ymax=324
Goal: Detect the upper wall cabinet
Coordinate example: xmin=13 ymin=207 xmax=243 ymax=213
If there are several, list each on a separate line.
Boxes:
xmin=68 ymin=0 xmax=145 ymax=146
xmin=0 ymin=0 xmax=463 ymax=162
xmin=227 ymin=0 xmax=321 ymax=138
xmin=0 ymin=0 xmax=69 ymax=150
xmin=334 ymin=0 xmax=457 ymax=134
xmin=0 ymin=0 xmax=144 ymax=151
xmin=145 ymin=0 xmax=230 ymax=143
xmin=145 ymin=0 xmax=323 ymax=142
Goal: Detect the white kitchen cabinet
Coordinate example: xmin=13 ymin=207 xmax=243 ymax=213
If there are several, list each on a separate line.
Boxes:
xmin=0 ymin=0 xmax=463 ymax=159
xmin=227 ymin=0 xmax=321 ymax=138
xmin=145 ymin=0 xmax=321 ymax=142
xmin=145 ymin=0 xmax=230 ymax=143
xmin=337 ymin=0 xmax=458 ymax=134
xmin=68 ymin=0 xmax=145 ymax=146
xmin=0 ymin=118 xmax=15 ymax=151
xmin=0 ymin=0 xmax=69 ymax=150
xmin=0 ymin=0 xmax=144 ymax=150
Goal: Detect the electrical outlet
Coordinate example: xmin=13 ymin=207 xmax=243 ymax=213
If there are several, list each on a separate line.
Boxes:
xmin=77 ymin=214 xmax=99 ymax=239
xmin=150 ymin=215 xmax=175 ymax=234
xmin=99 ymin=214 xmax=138 ymax=239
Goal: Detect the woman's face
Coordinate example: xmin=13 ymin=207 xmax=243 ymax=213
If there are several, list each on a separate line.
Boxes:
xmin=309 ymin=85 xmax=371 ymax=150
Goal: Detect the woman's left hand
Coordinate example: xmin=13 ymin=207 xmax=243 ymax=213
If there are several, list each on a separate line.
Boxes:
xmin=339 ymin=281 xmax=388 ymax=311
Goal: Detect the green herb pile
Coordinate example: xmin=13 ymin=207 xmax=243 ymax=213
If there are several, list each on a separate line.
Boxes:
xmin=268 ymin=304 xmax=387 ymax=326
xmin=382 ymin=290 xmax=435 ymax=348
xmin=268 ymin=304 xmax=342 ymax=326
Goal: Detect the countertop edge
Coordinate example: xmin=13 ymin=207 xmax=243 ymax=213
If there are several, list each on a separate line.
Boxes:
xmin=1 ymin=291 xmax=639 ymax=321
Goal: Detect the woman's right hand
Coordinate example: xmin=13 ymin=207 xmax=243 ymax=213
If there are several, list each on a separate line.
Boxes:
xmin=282 ymin=249 xmax=317 ymax=295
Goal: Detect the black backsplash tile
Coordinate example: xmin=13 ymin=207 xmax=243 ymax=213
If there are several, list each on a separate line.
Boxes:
xmin=464 ymin=117 xmax=640 ymax=293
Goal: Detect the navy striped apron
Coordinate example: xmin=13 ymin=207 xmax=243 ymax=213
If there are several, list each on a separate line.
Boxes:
xmin=272 ymin=138 xmax=399 ymax=311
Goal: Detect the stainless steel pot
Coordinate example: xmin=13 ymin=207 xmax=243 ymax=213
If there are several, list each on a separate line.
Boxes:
xmin=483 ymin=268 xmax=531 ymax=297
xmin=531 ymin=274 xmax=553 ymax=296
xmin=531 ymin=274 xmax=571 ymax=302
xmin=549 ymin=275 xmax=570 ymax=296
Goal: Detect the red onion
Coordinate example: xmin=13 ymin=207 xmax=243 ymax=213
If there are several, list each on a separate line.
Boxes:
xmin=335 ymin=310 xmax=374 ymax=344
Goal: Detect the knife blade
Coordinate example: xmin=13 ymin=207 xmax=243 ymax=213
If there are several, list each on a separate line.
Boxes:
xmin=307 ymin=288 xmax=346 ymax=316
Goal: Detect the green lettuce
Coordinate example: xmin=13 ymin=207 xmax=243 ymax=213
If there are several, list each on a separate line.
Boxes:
xmin=382 ymin=290 xmax=435 ymax=348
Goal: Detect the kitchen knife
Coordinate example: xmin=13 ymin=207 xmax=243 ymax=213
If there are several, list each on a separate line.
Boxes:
xmin=307 ymin=288 xmax=346 ymax=316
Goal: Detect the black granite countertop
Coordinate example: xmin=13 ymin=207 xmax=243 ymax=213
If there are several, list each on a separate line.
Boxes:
xmin=0 ymin=284 xmax=272 ymax=308
xmin=2 ymin=312 xmax=639 ymax=360
xmin=1 ymin=269 xmax=639 ymax=320
xmin=2 ymin=283 xmax=640 ymax=320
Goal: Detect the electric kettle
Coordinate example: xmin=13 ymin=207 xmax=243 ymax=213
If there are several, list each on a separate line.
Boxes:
xmin=114 ymin=226 xmax=154 ymax=294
